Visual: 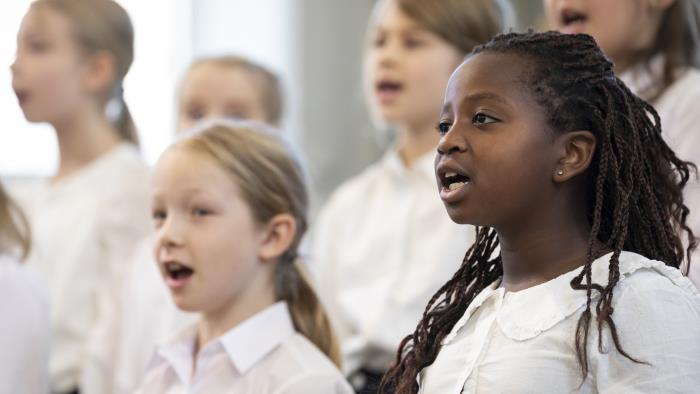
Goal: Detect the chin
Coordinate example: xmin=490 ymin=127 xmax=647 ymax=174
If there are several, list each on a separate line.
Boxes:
xmin=445 ymin=206 xmax=486 ymax=226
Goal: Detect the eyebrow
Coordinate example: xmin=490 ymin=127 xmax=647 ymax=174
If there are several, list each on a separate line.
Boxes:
xmin=442 ymin=91 xmax=512 ymax=114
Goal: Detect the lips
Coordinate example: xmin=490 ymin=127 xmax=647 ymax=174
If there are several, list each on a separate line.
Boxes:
xmin=162 ymin=260 xmax=195 ymax=290
xmin=375 ymin=79 xmax=403 ymax=104
xmin=559 ymin=8 xmax=587 ymax=34
xmin=436 ymin=160 xmax=472 ymax=203
xmin=14 ymin=89 xmax=29 ymax=106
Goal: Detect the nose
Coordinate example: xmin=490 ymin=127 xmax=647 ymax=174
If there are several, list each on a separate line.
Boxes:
xmin=374 ymin=38 xmax=400 ymax=69
xmin=436 ymin=124 xmax=467 ymax=155
xmin=155 ymin=214 xmax=184 ymax=252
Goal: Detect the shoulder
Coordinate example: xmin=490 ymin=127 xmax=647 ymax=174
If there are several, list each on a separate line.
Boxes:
xmin=320 ymin=158 xmax=389 ymax=216
xmin=268 ymin=334 xmax=352 ymax=394
xmin=658 ymin=67 xmax=700 ymax=115
xmin=614 ymin=252 xmax=700 ymax=311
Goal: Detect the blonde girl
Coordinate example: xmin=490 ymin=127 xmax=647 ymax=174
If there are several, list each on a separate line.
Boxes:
xmin=140 ymin=122 xmax=352 ymax=393
xmin=11 ymin=1 xmax=150 ymax=392
xmin=114 ymin=55 xmax=285 ymax=393
xmin=312 ymin=0 xmax=511 ymax=391
xmin=0 ymin=182 xmax=50 ymax=394
xmin=177 ymin=56 xmax=284 ymax=131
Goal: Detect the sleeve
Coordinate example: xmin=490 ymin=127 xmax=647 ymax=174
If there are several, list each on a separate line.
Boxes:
xmin=276 ymin=373 xmax=355 ymax=394
xmin=80 ymin=172 xmax=152 ymax=394
xmin=591 ymin=271 xmax=700 ymax=393
xmin=310 ymin=196 xmax=350 ymax=342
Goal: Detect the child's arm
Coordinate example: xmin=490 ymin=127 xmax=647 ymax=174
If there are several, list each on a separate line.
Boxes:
xmin=591 ymin=269 xmax=700 ymax=392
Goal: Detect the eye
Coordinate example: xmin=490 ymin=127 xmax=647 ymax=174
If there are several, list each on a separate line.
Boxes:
xmin=472 ymin=112 xmax=498 ymax=125
xmin=404 ymin=38 xmax=425 ymax=49
xmin=192 ymin=207 xmax=210 ymax=217
xmin=185 ymin=106 xmax=204 ymax=121
xmin=151 ymin=210 xmax=166 ymax=226
xmin=436 ymin=121 xmax=452 ymax=135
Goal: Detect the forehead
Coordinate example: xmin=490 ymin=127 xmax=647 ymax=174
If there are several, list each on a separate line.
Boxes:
xmin=372 ymin=0 xmax=423 ymax=32
xmin=153 ymin=148 xmax=236 ymax=193
xmin=445 ymin=52 xmax=537 ymax=110
xmin=19 ymin=6 xmax=70 ymax=37
xmin=180 ymin=64 xmax=262 ymax=101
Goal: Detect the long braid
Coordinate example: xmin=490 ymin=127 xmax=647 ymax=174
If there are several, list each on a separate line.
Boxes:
xmin=380 ymin=31 xmax=697 ymax=393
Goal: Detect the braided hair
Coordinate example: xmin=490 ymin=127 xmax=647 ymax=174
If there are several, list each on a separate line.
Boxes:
xmin=379 ymin=30 xmax=697 ymax=394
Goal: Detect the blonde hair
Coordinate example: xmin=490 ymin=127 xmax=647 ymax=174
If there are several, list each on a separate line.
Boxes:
xmin=32 ymin=0 xmax=139 ymax=145
xmin=174 ymin=122 xmax=341 ymax=368
xmin=370 ymin=0 xmax=513 ymax=55
xmin=639 ymin=0 xmax=700 ymax=101
xmin=183 ymin=56 xmax=284 ymax=126
xmin=0 ymin=183 xmax=31 ymax=260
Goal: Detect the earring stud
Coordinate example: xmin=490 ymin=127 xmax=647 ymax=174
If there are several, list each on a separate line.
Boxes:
xmin=556 ymin=169 xmax=564 ymax=176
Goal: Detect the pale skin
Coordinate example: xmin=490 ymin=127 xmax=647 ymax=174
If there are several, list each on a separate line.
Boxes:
xmin=151 ymin=148 xmax=297 ymax=374
xmin=12 ymin=6 xmax=123 ymax=181
xmin=365 ymin=0 xmax=464 ymax=166
xmin=543 ymin=0 xmax=675 ymax=73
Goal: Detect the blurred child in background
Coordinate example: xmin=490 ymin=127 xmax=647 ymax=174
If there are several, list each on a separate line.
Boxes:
xmin=312 ymin=0 xmax=512 ymax=392
xmin=544 ymin=0 xmax=700 ymax=285
xmin=10 ymin=1 xmax=150 ymax=392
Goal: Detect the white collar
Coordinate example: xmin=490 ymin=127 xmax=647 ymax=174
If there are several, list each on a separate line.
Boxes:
xmin=152 ymin=302 xmax=295 ymax=383
xmin=443 ymin=251 xmax=692 ymax=343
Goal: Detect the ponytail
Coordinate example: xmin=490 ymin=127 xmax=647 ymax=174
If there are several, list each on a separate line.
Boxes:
xmin=106 ymin=87 xmax=139 ymax=146
xmin=274 ymin=254 xmax=342 ymax=369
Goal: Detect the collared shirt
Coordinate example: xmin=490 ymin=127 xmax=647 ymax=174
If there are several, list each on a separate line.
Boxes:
xmin=113 ymin=238 xmax=196 ymax=394
xmin=138 ymin=302 xmax=353 ymax=394
xmin=620 ymin=63 xmax=700 ymax=287
xmin=419 ymin=251 xmax=700 ymax=393
xmin=313 ymin=148 xmax=474 ymax=373
xmin=10 ymin=143 xmax=151 ymax=393
xmin=0 ymin=254 xmax=50 ymax=394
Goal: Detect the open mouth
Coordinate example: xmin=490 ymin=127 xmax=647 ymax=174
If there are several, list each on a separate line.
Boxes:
xmin=14 ymin=90 xmax=28 ymax=105
xmin=560 ymin=8 xmax=587 ymax=28
xmin=376 ymin=80 xmax=404 ymax=102
xmin=440 ymin=171 xmax=471 ymax=192
xmin=163 ymin=261 xmax=194 ymax=288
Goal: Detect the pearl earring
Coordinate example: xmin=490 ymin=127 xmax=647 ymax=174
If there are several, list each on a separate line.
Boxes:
xmin=556 ymin=169 xmax=564 ymax=176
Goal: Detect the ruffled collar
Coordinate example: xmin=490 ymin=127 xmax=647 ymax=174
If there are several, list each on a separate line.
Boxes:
xmin=443 ymin=251 xmax=696 ymax=343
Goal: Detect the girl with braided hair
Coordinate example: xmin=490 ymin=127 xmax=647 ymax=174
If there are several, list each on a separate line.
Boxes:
xmin=544 ymin=0 xmax=700 ymax=285
xmin=380 ymin=31 xmax=700 ymax=394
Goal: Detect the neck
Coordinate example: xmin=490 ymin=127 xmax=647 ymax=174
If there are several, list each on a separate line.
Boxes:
xmin=395 ymin=120 xmax=440 ymax=167
xmin=51 ymin=107 xmax=121 ymax=181
xmin=196 ymin=273 xmax=276 ymax=355
xmin=496 ymin=193 xmax=594 ymax=292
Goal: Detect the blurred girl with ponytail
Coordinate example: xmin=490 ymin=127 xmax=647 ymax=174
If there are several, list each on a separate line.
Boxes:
xmin=140 ymin=121 xmax=352 ymax=393
xmin=10 ymin=1 xmax=150 ymax=392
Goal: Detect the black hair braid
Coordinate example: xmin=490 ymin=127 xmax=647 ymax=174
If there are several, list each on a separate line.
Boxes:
xmin=380 ymin=31 xmax=696 ymax=393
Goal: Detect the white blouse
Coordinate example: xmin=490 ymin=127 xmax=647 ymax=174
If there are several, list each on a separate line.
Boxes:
xmin=138 ymin=302 xmax=353 ymax=394
xmin=621 ymin=64 xmax=700 ymax=287
xmin=0 ymin=254 xmax=50 ymax=394
xmin=419 ymin=251 xmax=700 ymax=393
xmin=313 ymin=148 xmax=474 ymax=374
xmin=11 ymin=143 xmax=151 ymax=393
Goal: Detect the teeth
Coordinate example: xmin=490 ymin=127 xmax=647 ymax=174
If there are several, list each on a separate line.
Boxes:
xmin=445 ymin=172 xmax=457 ymax=178
xmin=448 ymin=182 xmax=466 ymax=191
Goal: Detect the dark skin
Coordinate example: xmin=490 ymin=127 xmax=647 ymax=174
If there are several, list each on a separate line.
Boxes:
xmin=435 ymin=52 xmax=598 ymax=292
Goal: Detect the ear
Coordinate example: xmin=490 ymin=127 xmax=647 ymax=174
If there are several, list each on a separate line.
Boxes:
xmin=552 ymin=131 xmax=596 ymax=183
xmin=257 ymin=213 xmax=297 ymax=263
xmin=83 ymin=50 xmax=117 ymax=94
